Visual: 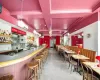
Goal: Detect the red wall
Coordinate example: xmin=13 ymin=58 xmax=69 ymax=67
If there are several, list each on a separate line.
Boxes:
xmin=71 ymin=36 xmax=78 ymax=46
xmin=56 ymin=36 xmax=60 ymax=45
xmin=39 ymin=36 xmax=60 ymax=47
xmin=71 ymin=36 xmax=83 ymax=46
xmin=39 ymin=36 xmax=50 ymax=48
xmin=44 ymin=36 xmax=50 ymax=48
xmin=39 ymin=38 xmax=44 ymax=45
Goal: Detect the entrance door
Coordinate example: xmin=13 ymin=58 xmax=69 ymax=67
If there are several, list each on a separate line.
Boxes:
xmin=50 ymin=39 xmax=55 ymax=48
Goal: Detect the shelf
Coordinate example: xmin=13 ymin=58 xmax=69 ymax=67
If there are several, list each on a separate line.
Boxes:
xmin=0 ymin=34 xmax=12 ymax=37
xmin=0 ymin=42 xmax=12 ymax=44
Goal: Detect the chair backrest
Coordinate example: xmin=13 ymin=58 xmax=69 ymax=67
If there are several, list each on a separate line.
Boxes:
xmin=0 ymin=75 xmax=13 ymax=80
xmin=65 ymin=46 xmax=96 ymax=62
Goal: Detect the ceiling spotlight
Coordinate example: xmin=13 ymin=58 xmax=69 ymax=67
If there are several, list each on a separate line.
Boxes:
xmin=49 ymin=29 xmax=52 ymax=37
xmin=67 ymin=33 xmax=69 ymax=36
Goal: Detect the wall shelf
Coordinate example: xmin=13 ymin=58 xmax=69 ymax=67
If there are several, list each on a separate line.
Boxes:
xmin=0 ymin=34 xmax=12 ymax=37
xmin=0 ymin=42 xmax=12 ymax=44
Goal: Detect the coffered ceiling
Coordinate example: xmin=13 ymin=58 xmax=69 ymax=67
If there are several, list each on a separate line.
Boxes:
xmin=1 ymin=0 xmax=100 ymax=36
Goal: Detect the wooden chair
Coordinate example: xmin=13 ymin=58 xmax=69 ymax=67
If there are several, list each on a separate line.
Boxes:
xmin=63 ymin=52 xmax=77 ymax=72
xmin=0 ymin=75 xmax=13 ymax=80
xmin=81 ymin=63 xmax=99 ymax=80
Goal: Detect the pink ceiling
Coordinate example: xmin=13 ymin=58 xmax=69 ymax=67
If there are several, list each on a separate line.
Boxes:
xmin=51 ymin=0 xmax=99 ymax=10
xmin=52 ymin=18 xmax=77 ymax=30
xmin=1 ymin=0 xmax=100 ymax=36
xmin=1 ymin=0 xmax=41 ymax=11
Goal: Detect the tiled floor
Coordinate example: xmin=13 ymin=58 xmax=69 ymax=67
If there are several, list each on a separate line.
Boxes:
xmin=40 ymin=48 xmax=82 ymax=80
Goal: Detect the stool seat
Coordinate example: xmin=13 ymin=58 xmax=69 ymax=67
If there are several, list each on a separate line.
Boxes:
xmin=27 ymin=61 xmax=38 ymax=69
xmin=27 ymin=61 xmax=39 ymax=80
xmin=0 ymin=75 xmax=13 ymax=80
xmin=35 ymin=56 xmax=43 ymax=60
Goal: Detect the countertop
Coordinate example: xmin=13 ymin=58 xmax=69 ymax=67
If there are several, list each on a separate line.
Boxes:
xmin=0 ymin=46 xmax=46 ymax=67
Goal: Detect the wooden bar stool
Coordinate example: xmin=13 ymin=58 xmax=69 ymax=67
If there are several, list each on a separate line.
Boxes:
xmin=42 ymin=50 xmax=48 ymax=63
xmin=27 ymin=61 xmax=39 ymax=80
xmin=39 ymin=53 xmax=45 ymax=64
xmin=34 ymin=55 xmax=44 ymax=77
xmin=0 ymin=74 xmax=13 ymax=80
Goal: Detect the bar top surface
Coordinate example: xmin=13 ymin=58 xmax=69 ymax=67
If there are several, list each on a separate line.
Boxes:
xmin=0 ymin=46 xmax=46 ymax=67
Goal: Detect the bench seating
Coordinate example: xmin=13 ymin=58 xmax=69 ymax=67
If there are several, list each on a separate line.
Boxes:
xmin=65 ymin=46 xmax=96 ymax=62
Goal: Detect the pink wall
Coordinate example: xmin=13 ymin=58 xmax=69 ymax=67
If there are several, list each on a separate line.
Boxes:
xmin=69 ymin=12 xmax=98 ymax=33
xmin=98 ymin=12 xmax=100 ymax=21
xmin=0 ymin=7 xmax=33 ymax=32
xmin=56 ymin=36 xmax=60 ymax=45
xmin=0 ymin=7 xmax=18 ymax=25
xmin=0 ymin=50 xmax=45 ymax=80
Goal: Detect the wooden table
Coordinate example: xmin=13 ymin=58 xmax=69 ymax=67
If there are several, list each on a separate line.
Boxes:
xmin=72 ymin=54 xmax=89 ymax=60
xmin=83 ymin=62 xmax=100 ymax=75
xmin=72 ymin=54 xmax=90 ymax=74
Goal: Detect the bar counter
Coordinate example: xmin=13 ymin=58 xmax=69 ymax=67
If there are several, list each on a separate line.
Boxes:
xmin=0 ymin=45 xmax=46 ymax=80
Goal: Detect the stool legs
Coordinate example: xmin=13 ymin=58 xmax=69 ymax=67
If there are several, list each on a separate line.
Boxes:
xmin=27 ymin=63 xmax=39 ymax=80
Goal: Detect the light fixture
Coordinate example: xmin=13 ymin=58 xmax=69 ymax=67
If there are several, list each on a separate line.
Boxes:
xmin=18 ymin=20 xmax=28 ymax=29
xmin=33 ymin=30 xmax=41 ymax=37
xmin=49 ymin=29 xmax=52 ymax=37
xmin=17 ymin=0 xmax=28 ymax=30
xmin=67 ymin=33 xmax=69 ymax=36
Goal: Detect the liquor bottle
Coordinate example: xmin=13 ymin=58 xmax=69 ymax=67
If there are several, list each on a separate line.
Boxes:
xmin=1 ymin=30 xmax=3 ymax=35
xmin=3 ymin=30 xmax=6 ymax=35
xmin=0 ymin=37 xmax=1 ymax=42
xmin=6 ymin=30 xmax=9 ymax=35
xmin=0 ymin=29 xmax=1 ymax=35
xmin=2 ymin=30 xmax=5 ymax=35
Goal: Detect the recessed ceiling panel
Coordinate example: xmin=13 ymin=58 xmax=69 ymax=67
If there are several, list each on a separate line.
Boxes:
xmin=1 ymin=0 xmax=41 ymax=11
xmin=52 ymin=18 xmax=77 ymax=30
xmin=51 ymin=0 xmax=99 ymax=10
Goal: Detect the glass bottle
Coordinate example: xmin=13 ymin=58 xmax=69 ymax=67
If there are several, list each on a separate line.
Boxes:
xmin=0 ymin=29 xmax=1 ymax=35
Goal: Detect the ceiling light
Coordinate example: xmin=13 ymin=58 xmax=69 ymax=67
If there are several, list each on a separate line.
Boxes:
xmin=51 ymin=9 xmax=92 ymax=14
xmin=18 ymin=20 xmax=28 ymax=29
xmin=67 ymin=33 xmax=69 ymax=36
xmin=33 ymin=30 xmax=41 ymax=37
xmin=49 ymin=29 xmax=52 ymax=37
xmin=34 ymin=19 xmax=39 ymax=29
xmin=64 ymin=24 xmax=67 ymax=29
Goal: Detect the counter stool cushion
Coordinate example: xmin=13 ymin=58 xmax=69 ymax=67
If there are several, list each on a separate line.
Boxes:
xmin=0 ymin=75 xmax=13 ymax=80
xmin=27 ymin=61 xmax=39 ymax=69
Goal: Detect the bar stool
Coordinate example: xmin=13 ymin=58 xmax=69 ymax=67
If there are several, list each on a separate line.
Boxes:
xmin=0 ymin=74 xmax=13 ymax=80
xmin=27 ymin=61 xmax=39 ymax=80
xmin=42 ymin=50 xmax=48 ymax=62
xmin=34 ymin=55 xmax=44 ymax=77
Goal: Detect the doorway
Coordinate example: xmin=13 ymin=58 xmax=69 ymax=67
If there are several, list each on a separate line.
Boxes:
xmin=50 ymin=38 xmax=56 ymax=48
